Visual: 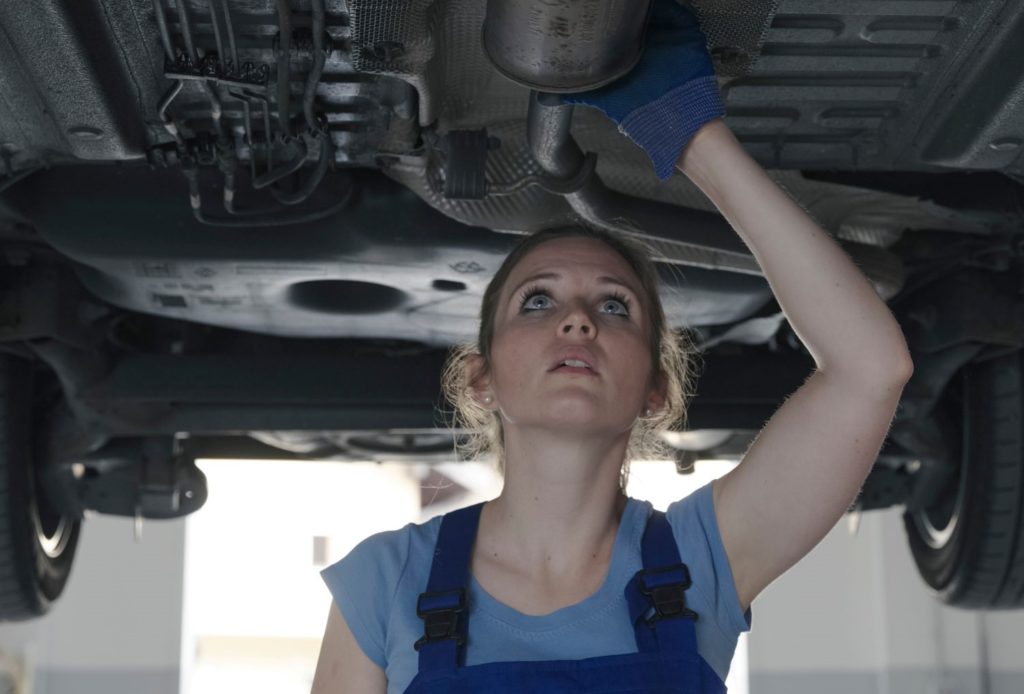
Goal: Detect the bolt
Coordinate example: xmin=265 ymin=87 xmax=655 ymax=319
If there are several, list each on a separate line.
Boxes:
xmin=370 ymin=41 xmax=405 ymax=62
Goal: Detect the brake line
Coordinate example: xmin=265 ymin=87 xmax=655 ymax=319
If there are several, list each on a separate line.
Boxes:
xmin=274 ymin=0 xmax=292 ymax=137
xmin=303 ymin=0 xmax=326 ymax=132
xmin=151 ymin=0 xmax=334 ymax=221
xmin=175 ymin=0 xmax=225 ymax=140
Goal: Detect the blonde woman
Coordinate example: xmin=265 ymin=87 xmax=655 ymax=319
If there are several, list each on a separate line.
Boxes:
xmin=313 ymin=1 xmax=913 ymax=691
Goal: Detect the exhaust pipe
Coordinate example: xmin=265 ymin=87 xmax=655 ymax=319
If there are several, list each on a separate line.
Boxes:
xmin=526 ymin=91 xmax=761 ymax=275
xmin=479 ymin=0 xmax=758 ymax=272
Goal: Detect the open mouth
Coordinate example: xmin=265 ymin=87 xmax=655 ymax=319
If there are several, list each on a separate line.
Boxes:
xmin=551 ymin=359 xmax=598 ymax=375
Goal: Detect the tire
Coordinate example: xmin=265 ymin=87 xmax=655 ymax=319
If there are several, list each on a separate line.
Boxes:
xmin=903 ymin=349 xmax=1024 ymax=608
xmin=0 ymin=353 xmax=81 ymax=620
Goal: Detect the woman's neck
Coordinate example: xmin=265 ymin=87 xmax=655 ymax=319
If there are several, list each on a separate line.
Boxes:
xmin=477 ymin=427 xmax=630 ymax=581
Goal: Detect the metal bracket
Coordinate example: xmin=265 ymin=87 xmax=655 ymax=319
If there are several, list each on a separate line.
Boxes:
xmin=440 ymin=129 xmax=494 ymax=200
xmin=68 ymin=437 xmax=208 ymax=520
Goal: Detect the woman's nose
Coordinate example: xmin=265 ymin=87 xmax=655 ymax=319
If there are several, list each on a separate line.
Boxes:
xmin=560 ymin=306 xmax=595 ymax=336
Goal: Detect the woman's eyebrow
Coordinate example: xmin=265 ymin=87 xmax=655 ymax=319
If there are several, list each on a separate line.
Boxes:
xmin=596 ymin=276 xmax=639 ymax=295
xmin=506 ymin=272 xmax=640 ymax=303
xmin=507 ymin=272 xmax=561 ymax=301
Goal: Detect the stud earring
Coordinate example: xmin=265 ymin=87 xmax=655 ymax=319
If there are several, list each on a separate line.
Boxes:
xmin=483 ymin=395 xmax=493 ymax=404
xmin=645 ymin=408 xmax=652 ymax=417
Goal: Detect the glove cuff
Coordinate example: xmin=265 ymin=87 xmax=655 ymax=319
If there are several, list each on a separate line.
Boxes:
xmin=618 ymin=75 xmax=724 ymax=181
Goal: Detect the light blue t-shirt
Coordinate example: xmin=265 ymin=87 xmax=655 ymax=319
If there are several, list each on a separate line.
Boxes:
xmin=320 ymin=480 xmax=752 ymax=694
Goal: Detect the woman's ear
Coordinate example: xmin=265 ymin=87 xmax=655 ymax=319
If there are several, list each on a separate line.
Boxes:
xmin=646 ymin=369 xmax=668 ymax=415
xmin=465 ymin=353 xmax=495 ymax=409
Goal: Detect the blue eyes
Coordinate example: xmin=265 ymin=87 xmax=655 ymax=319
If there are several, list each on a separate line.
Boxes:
xmin=518 ymin=285 xmax=631 ymax=317
xmin=601 ymin=298 xmax=631 ymax=316
xmin=522 ymin=293 xmax=553 ymax=311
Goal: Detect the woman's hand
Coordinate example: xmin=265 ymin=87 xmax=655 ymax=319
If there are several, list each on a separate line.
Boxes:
xmin=560 ymin=0 xmax=724 ymax=181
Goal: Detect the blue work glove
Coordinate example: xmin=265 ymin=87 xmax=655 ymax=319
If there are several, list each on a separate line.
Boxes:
xmin=561 ymin=0 xmax=723 ymax=181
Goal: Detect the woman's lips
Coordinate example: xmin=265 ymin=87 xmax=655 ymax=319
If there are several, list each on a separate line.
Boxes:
xmin=551 ymin=365 xmax=598 ymax=376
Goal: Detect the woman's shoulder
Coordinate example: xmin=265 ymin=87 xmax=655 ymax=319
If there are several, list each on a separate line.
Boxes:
xmin=658 ymin=481 xmax=753 ymax=637
xmin=318 ymin=513 xmax=445 ymax=670
xmin=322 ymin=513 xmax=443 ymax=587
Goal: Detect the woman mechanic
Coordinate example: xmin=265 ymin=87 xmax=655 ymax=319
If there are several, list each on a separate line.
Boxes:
xmin=313 ymin=1 xmax=914 ymax=691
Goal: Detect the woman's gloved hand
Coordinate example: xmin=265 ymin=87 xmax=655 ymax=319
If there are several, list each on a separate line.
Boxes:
xmin=560 ymin=0 xmax=724 ymax=181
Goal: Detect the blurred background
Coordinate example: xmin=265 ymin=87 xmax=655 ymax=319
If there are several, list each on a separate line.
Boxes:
xmin=0 ymin=456 xmax=1022 ymax=694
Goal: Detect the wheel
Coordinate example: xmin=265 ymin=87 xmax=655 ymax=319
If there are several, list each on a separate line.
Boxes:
xmin=902 ymin=349 xmax=1024 ymax=608
xmin=0 ymin=353 xmax=82 ymax=620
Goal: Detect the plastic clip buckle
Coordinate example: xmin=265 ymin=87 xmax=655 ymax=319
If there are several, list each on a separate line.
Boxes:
xmin=414 ymin=588 xmax=466 ymax=651
xmin=637 ymin=563 xmax=699 ymax=623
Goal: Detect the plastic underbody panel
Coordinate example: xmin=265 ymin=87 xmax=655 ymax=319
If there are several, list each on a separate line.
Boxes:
xmin=15 ymin=167 xmax=773 ymax=344
xmin=733 ymin=0 xmax=1024 ymax=172
xmin=0 ymin=0 xmax=1022 ymax=345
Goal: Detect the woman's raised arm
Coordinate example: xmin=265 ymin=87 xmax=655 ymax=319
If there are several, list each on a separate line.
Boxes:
xmin=676 ymin=119 xmax=912 ymax=379
xmin=675 ymin=118 xmax=914 ymax=612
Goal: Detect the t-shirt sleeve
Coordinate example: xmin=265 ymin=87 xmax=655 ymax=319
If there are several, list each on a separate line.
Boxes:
xmin=665 ymin=479 xmax=753 ymax=639
xmin=319 ymin=526 xmax=411 ymax=669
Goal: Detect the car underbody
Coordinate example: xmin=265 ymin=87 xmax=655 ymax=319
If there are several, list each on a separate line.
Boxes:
xmin=1 ymin=0 xmax=1023 ymax=616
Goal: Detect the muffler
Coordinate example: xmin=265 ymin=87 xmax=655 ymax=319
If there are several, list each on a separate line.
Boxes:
xmin=482 ymin=0 xmax=654 ymax=93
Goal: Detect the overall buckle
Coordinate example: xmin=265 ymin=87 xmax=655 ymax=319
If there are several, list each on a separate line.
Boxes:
xmin=637 ymin=563 xmax=699 ymax=624
xmin=414 ymin=588 xmax=466 ymax=650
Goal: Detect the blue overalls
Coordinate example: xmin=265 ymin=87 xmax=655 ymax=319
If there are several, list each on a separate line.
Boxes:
xmin=404 ymin=502 xmax=728 ymax=693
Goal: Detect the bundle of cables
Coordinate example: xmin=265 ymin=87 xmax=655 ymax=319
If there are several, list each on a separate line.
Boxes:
xmin=152 ymin=0 xmax=352 ymax=227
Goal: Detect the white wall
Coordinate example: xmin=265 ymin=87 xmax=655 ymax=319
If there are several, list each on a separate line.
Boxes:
xmin=182 ymin=459 xmax=423 ymax=640
xmin=748 ymin=506 xmax=1024 ymax=694
xmin=0 ymin=514 xmax=185 ymax=694
xmin=180 ymin=459 xmax=428 ymax=694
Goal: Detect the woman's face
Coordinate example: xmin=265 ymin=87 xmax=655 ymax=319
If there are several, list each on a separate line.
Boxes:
xmin=481 ymin=236 xmax=663 ymax=436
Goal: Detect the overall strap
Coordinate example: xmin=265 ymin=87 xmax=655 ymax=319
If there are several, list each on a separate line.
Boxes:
xmin=625 ymin=508 xmax=701 ymax=694
xmin=415 ymin=502 xmax=484 ymax=676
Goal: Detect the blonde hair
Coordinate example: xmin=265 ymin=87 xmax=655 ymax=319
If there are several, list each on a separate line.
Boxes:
xmin=440 ymin=226 xmax=701 ymax=490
